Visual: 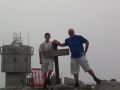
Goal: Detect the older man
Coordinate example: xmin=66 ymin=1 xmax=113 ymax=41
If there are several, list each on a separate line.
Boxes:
xmin=58 ymin=28 xmax=101 ymax=87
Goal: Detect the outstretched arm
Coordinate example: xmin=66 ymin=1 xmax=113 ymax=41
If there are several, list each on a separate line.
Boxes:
xmin=52 ymin=40 xmax=66 ymax=47
xmin=58 ymin=43 xmax=66 ymax=47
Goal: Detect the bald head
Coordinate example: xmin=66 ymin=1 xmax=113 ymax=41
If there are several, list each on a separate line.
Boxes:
xmin=68 ymin=28 xmax=75 ymax=37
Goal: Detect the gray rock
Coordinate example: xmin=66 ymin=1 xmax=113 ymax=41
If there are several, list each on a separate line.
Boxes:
xmin=1 ymin=81 xmax=120 ymax=90
xmin=94 ymin=81 xmax=120 ymax=90
xmin=53 ymin=84 xmax=74 ymax=90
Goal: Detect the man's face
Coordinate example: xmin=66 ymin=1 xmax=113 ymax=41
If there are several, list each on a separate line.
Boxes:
xmin=68 ymin=29 xmax=75 ymax=37
xmin=45 ymin=34 xmax=51 ymax=41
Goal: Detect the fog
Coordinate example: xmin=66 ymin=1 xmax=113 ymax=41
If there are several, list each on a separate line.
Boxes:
xmin=0 ymin=0 xmax=120 ymax=88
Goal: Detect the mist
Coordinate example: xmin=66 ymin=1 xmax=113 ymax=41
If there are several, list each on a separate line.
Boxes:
xmin=0 ymin=0 xmax=120 ymax=88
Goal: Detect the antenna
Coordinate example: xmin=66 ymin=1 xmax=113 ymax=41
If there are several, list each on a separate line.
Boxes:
xmin=3 ymin=41 xmax=4 ymax=46
xmin=20 ymin=32 xmax=22 ymax=43
xmin=28 ymin=32 xmax=29 ymax=46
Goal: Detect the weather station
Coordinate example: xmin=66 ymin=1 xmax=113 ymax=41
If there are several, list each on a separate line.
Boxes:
xmin=0 ymin=33 xmax=34 ymax=87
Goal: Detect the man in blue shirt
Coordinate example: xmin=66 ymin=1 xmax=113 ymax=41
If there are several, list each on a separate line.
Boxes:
xmin=58 ymin=28 xmax=101 ymax=87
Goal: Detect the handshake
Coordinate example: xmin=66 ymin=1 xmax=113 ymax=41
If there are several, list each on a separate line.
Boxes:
xmin=52 ymin=40 xmax=61 ymax=46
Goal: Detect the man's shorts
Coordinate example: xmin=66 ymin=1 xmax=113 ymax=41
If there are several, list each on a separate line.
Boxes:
xmin=41 ymin=61 xmax=54 ymax=73
xmin=70 ymin=55 xmax=90 ymax=74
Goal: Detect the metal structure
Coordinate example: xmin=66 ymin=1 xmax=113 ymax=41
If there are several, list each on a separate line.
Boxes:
xmin=0 ymin=33 xmax=34 ymax=87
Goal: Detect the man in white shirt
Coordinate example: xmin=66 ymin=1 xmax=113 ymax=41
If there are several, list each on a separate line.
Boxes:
xmin=39 ymin=33 xmax=54 ymax=88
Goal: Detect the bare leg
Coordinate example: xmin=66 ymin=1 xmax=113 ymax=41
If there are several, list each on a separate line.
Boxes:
xmin=74 ymin=74 xmax=80 ymax=87
xmin=74 ymin=74 xmax=79 ymax=83
xmin=43 ymin=72 xmax=47 ymax=88
xmin=43 ymin=72 xmax=47 ymax=80
xmin=88 ymin=69 xmax=101 ymax=84
xmin=48 ymin=70 xmax=53 ymax=79
xmin=46 ymin=70 xmax=53 ymax=85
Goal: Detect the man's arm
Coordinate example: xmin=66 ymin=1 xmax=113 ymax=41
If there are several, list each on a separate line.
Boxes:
xmin=52 ymin=40 xmax=67 ymax=47
xmin=84 ymin=40 xmax=89 ymax=53
xmin=39 ymin=44 xmax=43 ymax=64
xmin=58 ymin=43 xmax=66 ymax=47
xmin=39 ymin=52 xmax=43 ymax=64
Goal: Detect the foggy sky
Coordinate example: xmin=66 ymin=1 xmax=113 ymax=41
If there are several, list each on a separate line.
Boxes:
xmin=0 ymin=0 xmax=120 ymax=88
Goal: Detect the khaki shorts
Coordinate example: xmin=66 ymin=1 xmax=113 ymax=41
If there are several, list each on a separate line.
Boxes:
xmin=70 ymin=55 xmax=90 ymax=74
xmin=41 ymin=61 xmax=54 ymax=73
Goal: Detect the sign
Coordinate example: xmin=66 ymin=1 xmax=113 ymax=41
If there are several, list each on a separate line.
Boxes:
xmin=42 ymin=49 xmax=69 ymax=58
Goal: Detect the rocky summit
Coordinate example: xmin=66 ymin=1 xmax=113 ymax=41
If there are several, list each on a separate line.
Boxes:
xmin=0 ymin=80 xmax=120 ymax=90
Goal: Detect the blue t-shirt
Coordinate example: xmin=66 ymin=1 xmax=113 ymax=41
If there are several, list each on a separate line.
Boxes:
xmin=65 ymin=35 xmax=88 ymax=58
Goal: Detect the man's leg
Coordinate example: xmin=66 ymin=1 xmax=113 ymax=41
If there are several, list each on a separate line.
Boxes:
xmin=26 ymin=78 xmax=29 ymax=86
xmin=43 ymin=72 xmax=47 ymax=80
xmin=46 ymin=61 xmax=54 ymax=85
xmin=80 ymin=55 xmax=101 ymax=84
xmin=48 ymin=70 xmax=53 ymax=79
xmin=46 ymin=70 xmax=53 ymax=85
xmin=43 ymin=72 xmax=47 ymax=88
xmin=74 ymin=74 xmax=80 ymax=87
xmin=42 ymin=63 xmax=48 ymax=88
xmin=88 ymin=69 xmax=101 ymax=84
xmin=71 ymin=58 xmax=80 ymax=87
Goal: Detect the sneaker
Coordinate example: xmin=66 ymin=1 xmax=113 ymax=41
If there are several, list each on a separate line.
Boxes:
xmin=75 ymin=82 xmax=80 ymax=88
xmin=46 ymin=78 xmax=51 ymax=85
xmin=96 ymin=79 xmax=101 ymax=84
xmin=43 ymin=82 xmax=47 ymax=89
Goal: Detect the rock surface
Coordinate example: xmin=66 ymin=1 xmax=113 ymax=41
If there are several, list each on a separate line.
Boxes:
xmin=94 ymin=81 xmax=120 ymax=90
xmin=0 ymin=81 xmax=120 ymax=90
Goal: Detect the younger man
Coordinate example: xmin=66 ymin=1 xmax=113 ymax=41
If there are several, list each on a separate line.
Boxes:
xmin=39 ymin=33 xmax=54 ymax=88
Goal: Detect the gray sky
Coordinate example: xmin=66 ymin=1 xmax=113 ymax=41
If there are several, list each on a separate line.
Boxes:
xmin=0 ymin=0 xmax=120 ymax=88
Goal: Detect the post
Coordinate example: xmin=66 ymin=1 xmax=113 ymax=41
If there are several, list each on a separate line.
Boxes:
xmin=53 ymin=43 xmax=60 ymax=84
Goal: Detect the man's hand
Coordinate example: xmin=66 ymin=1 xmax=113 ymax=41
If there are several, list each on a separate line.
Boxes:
xmin=52 ymin=40 xmax=66 ymax=47
xmin=52 ymin=40 xmax=60 ymax=45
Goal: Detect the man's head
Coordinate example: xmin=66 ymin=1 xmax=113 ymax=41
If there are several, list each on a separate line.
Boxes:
xmin=44 ymin=33 xmax=51 ymax=42
xmin=68 ymin=28 xmax=75 ymax=37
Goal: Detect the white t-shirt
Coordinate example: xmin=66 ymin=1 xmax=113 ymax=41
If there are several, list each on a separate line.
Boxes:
xmin=39 ymin=41 xmax=54 ymax=63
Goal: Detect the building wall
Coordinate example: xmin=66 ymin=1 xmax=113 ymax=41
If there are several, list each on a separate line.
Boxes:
xmin=6 ymin=73 xmax=26 ymax=87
